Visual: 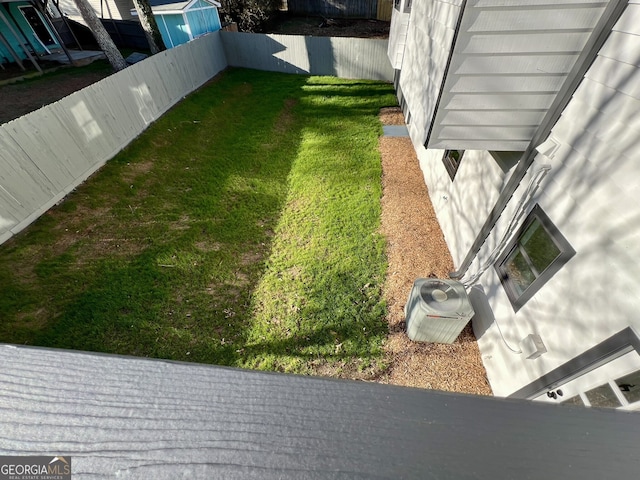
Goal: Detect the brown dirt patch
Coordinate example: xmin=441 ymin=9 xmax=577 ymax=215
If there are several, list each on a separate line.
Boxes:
xmin=269 ymin=16 xmax=389 ymax=39
xmin=379 ymin=107 xmax=405 ymax=126
xmin=275 ymin=98 xmax=297 ymax=133
xmin=121 ymin=160 xmax=154 ymax=185
xmin=377 ymin=107 xmax=491 ymax=395
xmin=45 ymin=203 xmax=147 ymax=261
xmin=195 ymin=240 xmax=223 ymax=252
xmin=0 ymin=66 xmax=111 ymax=125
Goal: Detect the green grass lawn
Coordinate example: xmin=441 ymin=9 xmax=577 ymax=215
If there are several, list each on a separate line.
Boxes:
xmin=0 ymin=68 xmax=397 ymax=377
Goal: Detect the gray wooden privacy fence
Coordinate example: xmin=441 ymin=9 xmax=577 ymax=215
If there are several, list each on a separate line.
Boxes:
xmin=221 ymin=32 xmax=393 ymax=81
xmin=0 ymin=31 xmax=391 ymax=245
xmin=288 ymin=0 xmax=378 ymax=18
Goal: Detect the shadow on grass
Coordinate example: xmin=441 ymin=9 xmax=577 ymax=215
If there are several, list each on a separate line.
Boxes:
xmin=240 ymin=269 xmax=388 ymax=372
xmin=1 ymin=69 xmax=307 ymax=360
xmin=0 ymin=69 xmax=398 ymax=375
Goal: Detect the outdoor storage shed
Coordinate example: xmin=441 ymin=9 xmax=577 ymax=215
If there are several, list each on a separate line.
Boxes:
xmin=0 ymin=1 xmax=62 ymax=65
xmin=132 ymin=0 xmax=221 ymax=48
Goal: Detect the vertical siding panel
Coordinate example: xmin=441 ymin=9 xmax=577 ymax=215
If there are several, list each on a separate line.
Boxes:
xmin=183 ymin=39 xmax=210 ymax=88
xmin=193 ymin=33 xmax=226 ymax=80
xmin=156 ymin=50 xmax=189 ymax=104
xmin=2 ymin=118 xmax=74 ymax=190
xmin=208 ymin=31 xmax=229 ymax=74
xmin=399 ymin=0 xmax=462 ymax=145
xmin=0 ymin=133 xmax=58 ymax=241
xmin=96 ymin=72 xmax=150 ymax=140
xmin=17 ymin=106 xmax=96 ymax=176
xmin=308 ymin=36 xmax=335 ymax=75
xmin=0 ymin=133 xmax=56 ymax=207
xmin=134 ymin=60 xmax=173 ymax=116
xmin=428 ymin=3 xmax=606 ymax=150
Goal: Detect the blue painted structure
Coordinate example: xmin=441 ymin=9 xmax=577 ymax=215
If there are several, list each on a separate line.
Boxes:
xmin=131 ymin=0 xmax=221 ymax=48
xmin=0 ymin=1 xmax=62 ymax=66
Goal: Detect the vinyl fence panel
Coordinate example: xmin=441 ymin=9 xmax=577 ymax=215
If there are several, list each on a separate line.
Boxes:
xmin=221 ymin=32 xmax=393 ymax=81
xmin=329 ymin=36 xmax=393 ymax=80
xmin=0 ymin=31 xmax=228 ymax=245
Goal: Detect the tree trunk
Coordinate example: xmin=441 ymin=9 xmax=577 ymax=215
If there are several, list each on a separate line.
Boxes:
xmin=73 ymin=0 xmax=127 ymax=71
xmin=132 ymin=0 xmax=166 ymax=54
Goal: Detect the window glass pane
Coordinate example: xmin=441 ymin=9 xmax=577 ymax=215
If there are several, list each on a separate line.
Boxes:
xmin=585 ymin=384 xmax=622 ymax=408
xmin=504 ymin=248 xmax=535 ymax=296
xmin=494 ymin=205 xmax=575 ymax=311
xmin=562 ymin=395 xmax=585 ymax=407
xmin=447 ymin=150 xmax=464 ymax=166
xmin=615 ymin=370 xmax=640 ymax=404
xmin=520 ymin=220 xmax=561 ymax=275
xmin=442 ymin=150 xmax=464 ymax=181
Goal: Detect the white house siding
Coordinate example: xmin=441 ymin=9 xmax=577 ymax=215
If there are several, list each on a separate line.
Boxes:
xmin=399 ymin=0 xmax=462 ymax=146
xmin=60 ymin=0 xmax=135 ymax=23
xmin=467 ymin=1 xmax=640 ymax=396
xmin=387 ymin=9 xmax=410 ymax=69
xmin=428 ymin=0 xmax=606 ymax=151
xmin=413 ymin=145 xmax=511 ymax=271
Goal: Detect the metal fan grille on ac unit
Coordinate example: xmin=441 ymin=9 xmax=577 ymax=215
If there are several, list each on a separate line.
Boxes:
xmin=419 ymin=280 xmax=466 ymax=313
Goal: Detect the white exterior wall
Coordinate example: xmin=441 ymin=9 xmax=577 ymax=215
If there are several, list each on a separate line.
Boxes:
xmin=465 ymin=1 xmax=640 ymax=396
xmin=387 ymin=8 xmax=410 ymax=69
xmin=410 ymin=141 xmax=511 ymax=270
xmin=399 ymin=0 xmax=462 ymax=146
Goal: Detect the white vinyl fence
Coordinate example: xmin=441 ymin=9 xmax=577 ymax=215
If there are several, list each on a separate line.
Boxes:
xmin=0 ymin=31 xmax=391 ymax=245
xmin=221 ymin=32 xmax=393 ymax=81
xmin=0 ymin=33 xmax=228 ymax=244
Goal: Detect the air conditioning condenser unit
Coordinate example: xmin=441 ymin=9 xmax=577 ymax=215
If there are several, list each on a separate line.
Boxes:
xmin=404 ymin=278 xmax=474 ymax=344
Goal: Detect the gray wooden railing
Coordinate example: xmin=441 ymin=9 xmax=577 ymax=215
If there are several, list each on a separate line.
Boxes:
xmin=1 ymin=343 xmax=639 ymax=478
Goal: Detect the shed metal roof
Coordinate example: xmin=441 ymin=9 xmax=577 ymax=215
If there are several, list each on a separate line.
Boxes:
xmin=130 ymin=0 xmax=220 ymax=15
xmin=151 ymin=0 xmax=220 ymax=12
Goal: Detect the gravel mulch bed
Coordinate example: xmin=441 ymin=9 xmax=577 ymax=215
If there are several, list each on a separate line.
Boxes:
xmin=269 ymin=16 xmax=389 ymax=39
xmin=377 ymin=107 xmax=492 ymax=395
